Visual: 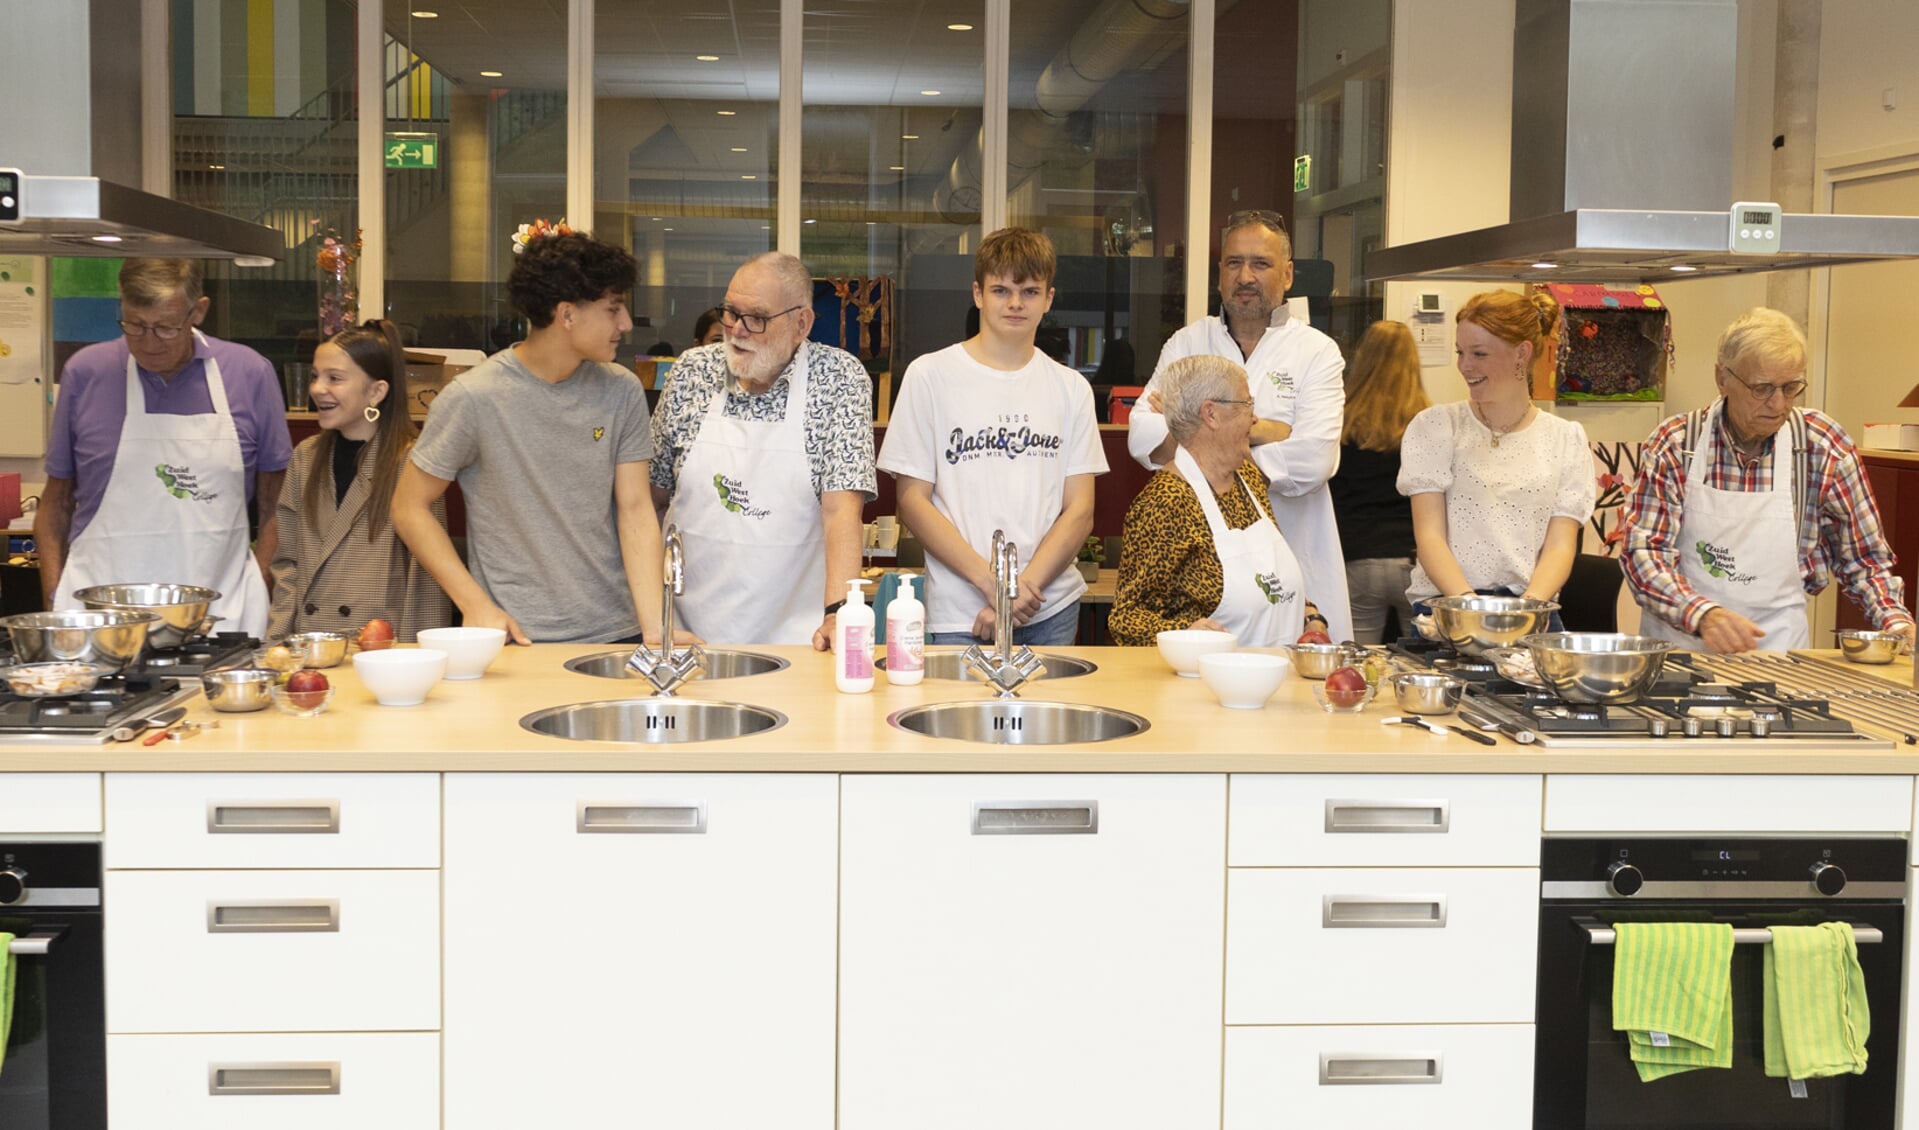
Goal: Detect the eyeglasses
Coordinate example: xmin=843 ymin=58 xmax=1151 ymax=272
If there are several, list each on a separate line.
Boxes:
xmin=1224 ymin=209 xmax=1287 ymax=233
xmin=119 ymin=320 xmax=190 ymax=341
xmin=1208 ymin=397 xmax=1255 ymax=410
xmin=1721 ymin=365 xmax=1807 ymax=403
xmin=719 ymin=304 xmax=804 ymax=335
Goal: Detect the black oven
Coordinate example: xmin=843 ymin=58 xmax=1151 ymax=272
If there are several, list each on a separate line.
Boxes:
xmin=0 ymin=842 xmax=105 ymax=1130
xmin=1536 ymin=837 xmax=1905 ymax=1130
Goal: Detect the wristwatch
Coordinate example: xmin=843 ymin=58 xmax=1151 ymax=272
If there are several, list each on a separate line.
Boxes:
xmin=823 ymin=599 xmax=847 ymax=617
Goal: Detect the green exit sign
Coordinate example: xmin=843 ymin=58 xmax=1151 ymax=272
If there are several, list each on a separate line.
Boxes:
xmin=385 ymin=132 xmax=439 ymax=169
xmin=1293 ymin=155 xmax=1311 ymax=194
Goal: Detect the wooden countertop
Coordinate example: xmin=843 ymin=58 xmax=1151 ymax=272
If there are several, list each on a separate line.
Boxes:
xmin=3 ymin=645 xmax=1917 ymax=775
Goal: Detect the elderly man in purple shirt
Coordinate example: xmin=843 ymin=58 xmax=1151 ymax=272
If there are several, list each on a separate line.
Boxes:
xmin=35 ymin=259 xmax=291 ymax=636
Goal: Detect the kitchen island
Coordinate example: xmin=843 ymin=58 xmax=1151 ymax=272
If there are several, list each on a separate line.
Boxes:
xmin=5 ymin=645 xmax=1917 ymax=1130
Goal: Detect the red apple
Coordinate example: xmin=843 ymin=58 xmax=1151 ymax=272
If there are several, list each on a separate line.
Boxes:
xmin=285 ymin=669 xmax=330 ymax=710
xmin=1323 ymin=665 xmax=1370 ymax=708
xmin=357 ymin=618 xmax=395 ymax=651
xmin=1297 ymin=628 xmax=1333 ymax=645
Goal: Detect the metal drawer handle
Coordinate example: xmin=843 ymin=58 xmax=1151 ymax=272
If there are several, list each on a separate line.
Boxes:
xmin=206 ymin=899 xmax=340 ymax=933
xmin=1324 ymin=799 xmax=1450 ymax=834
xmin=207 ymin=801 xmax=341 ymax=834
xmin=1319 ymin=1052 xmax=1444 ymax=1085
xmin=971 ymin=800 xmax=1099 ymax=835
xmin=208 ymin=1062 xmax=341 ymax=1096
xmin=577 ymin=801 xmax=708 ymax=834
xmin=7 ymin=928 xmax=62 ymax=956
xmin=1580 ymin=920 xmax=1885 ymax=946
xmin=1323 ymin=895 xmax=1448 ymax=928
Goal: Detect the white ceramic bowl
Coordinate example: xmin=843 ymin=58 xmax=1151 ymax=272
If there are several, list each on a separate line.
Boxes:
xmin=415 ymin=627 xmax=508 ymax=680
xmin=1155 ymin=629 xmax=1238 ymax=677
xmin=1199 ymin=652 xmax=1290 ymax=709
xmin=352 ymin=648 xmax=448 ymax=706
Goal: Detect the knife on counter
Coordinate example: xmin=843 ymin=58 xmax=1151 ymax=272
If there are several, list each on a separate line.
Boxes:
xmin=1458 ymin=702 xmax=1538 ymax=745
xmin=111 ymin=706 xmax=187 ymax=744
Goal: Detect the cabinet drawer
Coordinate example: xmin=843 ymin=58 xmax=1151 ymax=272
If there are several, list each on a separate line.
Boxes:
xmin=1226 ymin=868 xmax=1538 ymax=1024
xmin=109 ymin=1032 xmax=437 ymax=1129
xmin=1224 ymin=1024 xmax=1533 ymax=1130
xmin=0 ymin=773 xmax=100 ymax=832
xmin=105 ymin=773 xmax=439 ymax=868
xmin=1230 ymin=774 xmax=1541 ymax=866
xmin=105 ymin=870 xmax=438 ymax=1032
xmin=1546 ymin=775 xmax=1912 ymax=834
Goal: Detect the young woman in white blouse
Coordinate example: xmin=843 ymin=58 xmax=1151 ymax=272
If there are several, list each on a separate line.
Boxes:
xmin=1396 ymin=289 xmax=1595 ymax=628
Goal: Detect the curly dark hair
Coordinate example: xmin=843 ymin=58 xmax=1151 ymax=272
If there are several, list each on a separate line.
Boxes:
xmin=507 ymin=232 xmax=638 ymax=328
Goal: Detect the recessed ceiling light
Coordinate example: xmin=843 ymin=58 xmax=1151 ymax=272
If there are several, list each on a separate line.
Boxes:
xmin=696 ymin=54 xmax=720 ymax=62
xmin=730 ymin=146 xmax=748 ymax=152
xmin=716 ymin=109 xmax=737 ymax=116
xmin=1669 ymin=264 xmax=1699 ymax=272
xmin=1529 ymin=261 xmax=1557 ymax=270
xmin=866 ymin=221 xmax=877 ymax=225
xmin=803 ymin=218 xmax=817 ymax=224
xmin=651 ymin=217 xmax=661 ymax=221
xmin=480 ymin=70 xmax=503 ymax=77
xmin=920 ymin=90 xmax=941 ymax=97
xmin=91 ymin=234 xmax=123 ymax=243
xmin=901 ymin=133 xmax=919 ymax=140
xmin=741 ymin=174 xmax=757 ymax=180
xmin=208 ymin=164 xmax=224 ymax=170
xmin=888 ymin=165 xmax=905 ymax=171
xmin=947 ymin=22 xmax=973 ymax=30
xmin=663 ymin=227 xmax=674 ymax=231
xmin=410 ymin=9 xmax=438 ymax=16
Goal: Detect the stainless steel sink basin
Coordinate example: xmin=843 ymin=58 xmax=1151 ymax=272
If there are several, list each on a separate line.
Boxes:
xmin=564 ymin=649 xmax=790 ymax=681
xmin=888 ymin=701 xmax=1149 ymax=745
xmin=521 ymin=699 xmax=786 ymax=743
xmin=875 ymin=649 xmax=1097 ymax=682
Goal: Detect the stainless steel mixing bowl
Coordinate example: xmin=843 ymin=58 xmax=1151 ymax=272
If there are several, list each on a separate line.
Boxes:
xmin=1 ymin=609 xmax=163 ymax=670
xmin=1429 ymin=595 xmax=1560 ymax=656
xmin=200 ymin=668 xmax=276 ymax=712
xmin=73 ymin=584 xmax=220 ymax=649
xmin=1520 ymin=632 xmax=1674 ymax=704
xmin=1836 ymin=629 xmax=1906 ymax=665
xmin=1387 ymin=672 xmax=1465 ymax=715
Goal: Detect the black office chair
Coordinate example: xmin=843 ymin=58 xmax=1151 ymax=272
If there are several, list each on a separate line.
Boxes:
xmin=1558 ymin=553 xmax=1626 ymax=632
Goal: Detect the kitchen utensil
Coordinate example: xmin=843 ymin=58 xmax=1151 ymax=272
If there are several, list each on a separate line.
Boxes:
xmin=167 ymin=720 xmax=219 ymax=740
xmin=3 ymin=661 xmax=113 ymax=697
xmin=1197 ymin=651 xmax=1290 ymax=709
xmin=1154 ymin=629 xmax=1237 ymax=677
xmin=110 ymin=705 xmax=187 ymax=742
xmin=281 ymin=630 xmax=351 ymax=668
xmin=1286 ymin=641 xmax=1359 ymax=680
xmin=142 ymin=720 xmax=184 ymax=746
xmin=1836 ymin=629 xmax=1907 ymax=665
xmin=1427 ymin=594 xmax=1559 ymax=656
xmin=1 ymin=608 xmax=163 ymax=670
xmin=1386 ymin=671 xmax=1465 ymax=715
xmin=1457 ymin=701 xmax=1538 ymax=743
xmin=353 ymin=647 xmax=449 ymax=706
xmin=72 ymin=583 xmax=220 ymax=649
xmin=1381 ymin=715 xmax=1446 ymax=735
xmin=1519 ymin=632 xmax=1673 ymax=704
xmin=1448 ymin=724 xmax=1498 ymax=745
xmin=200 ymin=668 xmax=276 ymax=713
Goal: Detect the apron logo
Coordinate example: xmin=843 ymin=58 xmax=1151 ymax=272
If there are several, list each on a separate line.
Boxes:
xmin=593 ymin=427 xmax=605 ymax=441
xmin=154 ymin=463 xmax=219 ymax=503
xmin=712 ymin=472 xmax=771 ymax=519
xmin=1694 ymin=539 xmax=1757 ymax=585
xmin=944 ymin=424 xmax=1065 ymax=465
xmin=1266 ymin=370 xmax=1295 ymax=395
xmin=1255 ymin=573 xmax=1296 ymax=605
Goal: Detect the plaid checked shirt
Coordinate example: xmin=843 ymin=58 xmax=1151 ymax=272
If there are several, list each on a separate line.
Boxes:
xmin=1621 ymin=402 xmax=1911 ymax=635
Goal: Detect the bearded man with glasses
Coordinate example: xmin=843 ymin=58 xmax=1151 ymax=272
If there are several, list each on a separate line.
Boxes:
xmin=1622 ymin=307 xmax=1914 ymax=653
xmin=35 ymin=258 xmax=290 ymax=633
xmin=649 ymin=252 xmax=876 ymax=649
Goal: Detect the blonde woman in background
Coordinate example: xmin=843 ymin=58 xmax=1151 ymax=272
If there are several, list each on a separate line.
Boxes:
xmin=1327 ymin=321 xmax=1429 ymax=643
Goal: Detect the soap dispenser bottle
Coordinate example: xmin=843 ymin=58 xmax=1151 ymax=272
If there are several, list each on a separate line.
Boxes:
xmin=834 ymin=578 xmax=875 ymax=693
xmin=885 ymin=574 xmax=925 ymax=686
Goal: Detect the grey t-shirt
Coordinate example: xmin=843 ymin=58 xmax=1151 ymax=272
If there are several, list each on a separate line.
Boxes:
xmin=410 ymin=347 xmax=654 ymax=642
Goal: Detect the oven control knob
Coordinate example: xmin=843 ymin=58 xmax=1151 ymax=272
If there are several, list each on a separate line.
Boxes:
xmin=1810 ymin=861 xmax=1847 ymax=897
xmin=0 ymin=866 xmax=25 ymax=905
xmin=1607 ymin=861 xmax=1644 ymax=896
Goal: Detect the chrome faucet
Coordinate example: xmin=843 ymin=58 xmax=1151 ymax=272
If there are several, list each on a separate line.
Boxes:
xmin=626 ymin=525 xmax=706 ymax=696
xmin=961 ymin=529 xmax=1043 ymax=697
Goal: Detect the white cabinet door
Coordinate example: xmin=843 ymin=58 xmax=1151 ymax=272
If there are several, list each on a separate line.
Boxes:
xmin=1545 ymin=775 xmax=1912 ymax=833
xmin=1224 ymin=1024 xmax=1534 ymax=1130
xmin=105 ymin=772 xmax=440 ymax=868
xmin=109 ymin=1032 xmax=437 ymax=1130
xmin=442 ymin=773 xmax=837 ymax=1130
xmin=0 ymin=773 xmax=99 ymax=832
xmin=840 ymin=774 xmax=1226 ymax=1130
xmin=1230 ymin=773 xmax=1541 ymax=866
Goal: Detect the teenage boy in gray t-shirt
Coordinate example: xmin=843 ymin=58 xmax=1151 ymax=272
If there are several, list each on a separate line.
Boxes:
xmin=394 ymin=232 xmax=681 ymax=645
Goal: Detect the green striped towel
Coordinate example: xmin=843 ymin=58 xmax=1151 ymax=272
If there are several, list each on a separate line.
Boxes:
xmin=1612 ymin=922 xmax=1735 ymax=1081
xmin=0 ymin=931 xmax=12 ymax=1077
xmin=1764 ymin=922 xmax=1869 ymax=1079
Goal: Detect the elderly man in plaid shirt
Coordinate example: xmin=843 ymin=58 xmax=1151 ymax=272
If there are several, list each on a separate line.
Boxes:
xmin=1621 ymin=307 xmax=1915 ymax=654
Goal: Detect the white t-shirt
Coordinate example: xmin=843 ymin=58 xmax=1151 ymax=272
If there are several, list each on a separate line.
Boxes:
xmin=1396 ymin=400 xmax=1596 ymax=603
xmin=878 ymin=343 xmax=1108 ymax=633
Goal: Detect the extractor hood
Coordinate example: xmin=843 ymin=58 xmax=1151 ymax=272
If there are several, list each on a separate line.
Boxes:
xmin=0 ymin=170 xmax=283 ymax=263
xmin=1366 ymin=0 xmax=1919 ymax=284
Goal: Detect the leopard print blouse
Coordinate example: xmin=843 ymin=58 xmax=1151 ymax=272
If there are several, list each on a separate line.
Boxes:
xmin=1110 ymin=460 xmax=1275 ymax=646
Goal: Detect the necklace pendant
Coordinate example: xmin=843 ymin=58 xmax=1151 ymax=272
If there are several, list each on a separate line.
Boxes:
xmin=1490 ymin=433 xmax=1500 ymax=448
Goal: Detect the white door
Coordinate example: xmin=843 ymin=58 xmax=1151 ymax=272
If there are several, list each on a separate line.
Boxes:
xmin=441 ymin=773 xmax=838 ymax=1129
xmin=839 ymin=773 xmax=1226 ymax=1130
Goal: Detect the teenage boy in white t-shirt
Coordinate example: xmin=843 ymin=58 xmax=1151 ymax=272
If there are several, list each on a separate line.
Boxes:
xmin=878 ymin=227 xmax=1108 ymax=644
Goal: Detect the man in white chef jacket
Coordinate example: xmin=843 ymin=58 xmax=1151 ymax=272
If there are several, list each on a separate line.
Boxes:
xmin=36 ymin=258 xmax=289 ymax=636
xmin=650 ymin=253 xmax=876 ymax=649
xmin=1125 ymin=210 xmax=1352 ymax=642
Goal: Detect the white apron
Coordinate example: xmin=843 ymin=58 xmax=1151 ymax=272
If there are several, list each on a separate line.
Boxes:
xmin=667 ymin=344 xmax=826 ymax=645
xmin=1173 ymin=448 xmax=1306 ymax=646
xmin=1642 ymin=402 xmax=1809 ymax=651
xmin=53 ymin=338 xmax=269 ymax=637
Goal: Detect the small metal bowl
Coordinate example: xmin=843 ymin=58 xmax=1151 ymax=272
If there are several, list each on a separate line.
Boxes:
xmin=1387 ymin=672 xmax=1465 ymax=715
xmin=4 ymin=661 xmax=113 ymax=698
xmin=200 ymin=667 xmax=276 ymax=713
xmin=1837 ymin=630 xmax=1907 ymax=665
xmin=1287 ymin=642 xmax=1358 ymax=680
xmin=282 ymin=631 xmax=351 ymax=669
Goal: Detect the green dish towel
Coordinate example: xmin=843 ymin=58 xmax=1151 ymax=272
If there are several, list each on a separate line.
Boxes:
xmin=1764 ymin=922 xmax=1869 ymax=1079
xmin=0 ymin=931 xmax=13 ymax=1077
xmin=1612 ymin=921 xmax=1735 ymax=1081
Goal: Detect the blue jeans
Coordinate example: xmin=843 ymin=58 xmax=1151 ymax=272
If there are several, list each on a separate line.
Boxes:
xmin=1412 ymin=588 xmax=1566 ymax=634
xmin=929 ymin=604 xmax=1079 ymax=647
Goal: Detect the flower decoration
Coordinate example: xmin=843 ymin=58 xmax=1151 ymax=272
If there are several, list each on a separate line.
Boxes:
xmin=512 ymin=218 xmax=575 ymax=255
xmin=311 ymin=219 xmax=363 ymax=337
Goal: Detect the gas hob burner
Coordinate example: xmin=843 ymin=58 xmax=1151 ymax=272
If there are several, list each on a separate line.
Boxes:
xmin=129 ymin=632 xmax=259 ymax=679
